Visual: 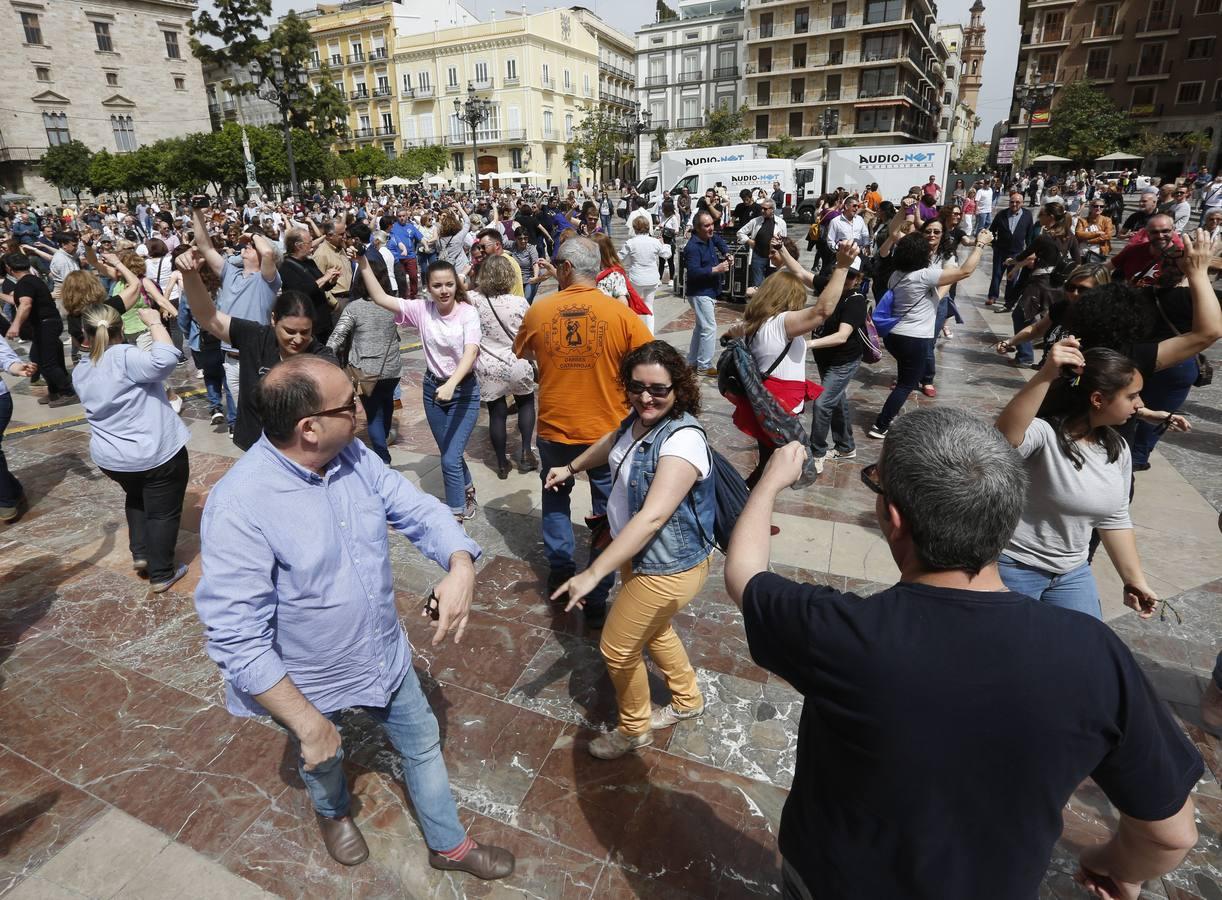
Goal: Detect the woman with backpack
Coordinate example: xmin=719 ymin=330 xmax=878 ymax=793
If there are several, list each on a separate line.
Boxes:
xmin=546 ymin=341 xmax=714 ymax=761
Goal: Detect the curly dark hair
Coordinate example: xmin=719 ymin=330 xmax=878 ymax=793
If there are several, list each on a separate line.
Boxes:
xmin=1064 ymin=282 xmax=1157 ymax=358
xmin=618 ymin=340 xmax=702 ymax=418
xmin=892 ymin=231 xmax=933 ymax=272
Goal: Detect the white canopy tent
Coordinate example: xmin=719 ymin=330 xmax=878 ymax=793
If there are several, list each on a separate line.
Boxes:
xmin=426 ymin=175 xmax=449 ymax=185
xmin=378 ymin=176 xmax=412 ymax=187
xmin=1031 ymin=154 xmax=1072 ymax=163
xmin=1095 ymin=151 xmax=1143 ymax=162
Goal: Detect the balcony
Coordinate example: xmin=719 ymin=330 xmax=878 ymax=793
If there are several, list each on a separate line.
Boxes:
xmin=598 ymin=60 xmax=633 ymax=81
xmin=307 ymin=57 xmax=320 ymax=72
xmin=745 ymin=47 xmax=905 ymax=76
xmin=676 ymin=117 xmax=702 ymax=128
xmin=369 ymin=47 xmax=387 ymax=61
xmin=1027 ymin=25 xmax=1071 ymax=47
xmin=403 ymin=136 xmax=443 ymax=148
xmin=347 ymin=52 xmax=365 ymax=65
xmin=400 ymin=87 xmax=415 ymax=98
xmin=746 ymin=24 xmax=793 ymax=41
xmin=329 ymin=55 xmax=343 ymax=67
xmin=541 ymin=77 xmax=556 ymax=91
xmin=221 ymin=100 xmax=236 ymax=113
xmin=473 ymin=78 xmax=494 ymax=90
xmin=446 ymin=82 xmax=461 ymax=93
xmin=376 ymin=125 xmax=396 ymax=136
xmin=644 ymin=74 xmax=667 ymax=86
xmin=352 ymin=127 xmax=375 ymax=139
xmin=504 ymin=75 xmax=520 ymax=86
xmin=350 ymin=88 xmax=369 ymax=100
xmin=714 ymin=66 xmax=738 ymax=79
xmin=1081 ymin=19 xmax=1123 ymax=41
xmin=415 ymin=85 xmax=434 ymax=98
xmin=542 ymin=128 xmax=560 ymax=141
xmin=1083 ymin=63 xmax=1117 ymax=82
xmin=372 ymin=86 xmax=392 ymax=98
xmin=1135 ymin=13 xmax=1180 ymax=34
xmin=1128 ymin=59 xmax=1172 ymax=80
xmin=677 ymin=71 xmax=702 ymax=84
xmin=583 ymin=86 xmax=594 ymax=98
xmin=648 ymin=118 xmax=669 ymax=129
xmin=563 ymin=81 xmax=575 ymax=95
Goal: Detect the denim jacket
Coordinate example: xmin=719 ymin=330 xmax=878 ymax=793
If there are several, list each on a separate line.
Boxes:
xmin=616 ymin=411 xmax=715 ymax=575
xmin=683 ymin=234 xmax=730 ymax=298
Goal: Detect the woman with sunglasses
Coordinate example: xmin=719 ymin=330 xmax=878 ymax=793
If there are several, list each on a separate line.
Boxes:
xmin=994 ymin=338 xmax=1161 ymax=620
xmin=176 ymin=250 xmax=338 ymax=451
xmin=546 ymin=341 xmax=714 ymax=760
xmin=997 ymin=264 xmax=1110 ymax=367
xmin=1075 ymin=200 xmax=1114 ymax=264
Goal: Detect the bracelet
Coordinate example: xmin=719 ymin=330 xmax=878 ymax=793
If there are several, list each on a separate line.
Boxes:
xmin=565 ymin=463 xmax=576 ymax=476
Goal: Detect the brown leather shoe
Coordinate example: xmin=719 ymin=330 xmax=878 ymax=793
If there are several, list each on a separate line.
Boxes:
xmin=315 ymin=813 xmax=369 ymax=866
xmin=428 ymin=843 xmax=515 ymax=880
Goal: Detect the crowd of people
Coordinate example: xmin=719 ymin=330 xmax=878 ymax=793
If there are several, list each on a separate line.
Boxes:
xmin=0 ymin=162 xmax=1219 ymax=897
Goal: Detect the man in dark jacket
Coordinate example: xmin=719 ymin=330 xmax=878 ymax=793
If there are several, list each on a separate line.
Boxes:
xmin=280 ymin=228 xmax=338 ymax=344
xmin=987 ymin=191 xmax=1034 ymax=308
xmin=683 ymin=211 xmax=730 ymax=376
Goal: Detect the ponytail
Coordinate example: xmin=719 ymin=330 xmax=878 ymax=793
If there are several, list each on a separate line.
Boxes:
xmin=81 ymin=303 xmax=122 ymax=365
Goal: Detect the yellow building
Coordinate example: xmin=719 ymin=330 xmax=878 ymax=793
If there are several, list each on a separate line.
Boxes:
xmin=394 ymin=9 xmax=602 ymax=189
xmin=298 ymin=0 xmax=478 ymax=159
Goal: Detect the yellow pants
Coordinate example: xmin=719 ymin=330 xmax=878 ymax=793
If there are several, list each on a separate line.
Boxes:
xmin=599 ymin=557 xmax=710 ymax=736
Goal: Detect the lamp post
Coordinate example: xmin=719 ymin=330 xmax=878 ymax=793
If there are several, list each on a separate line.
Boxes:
xmin=817 ymin=108 xmax=839 ymax=195
xmin=249 ymin=49 xmax=310 ymax=199
xmin=454 ymin=83 xmax=491 ymax=194
xmin=623 ymin=107 xmax=651 ymax=185
xmin=1013 ymin=81 xmax=1055 ymax=178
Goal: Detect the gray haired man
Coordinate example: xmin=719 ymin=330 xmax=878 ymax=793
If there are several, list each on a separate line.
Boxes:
xmin=725 ymin=407 xmax=1201 ymax=900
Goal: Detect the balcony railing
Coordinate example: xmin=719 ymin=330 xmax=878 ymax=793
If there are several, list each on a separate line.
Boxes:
xmin=648 ymin=118 xmax=669 ymax=129
xmin=446 ymin=82 xmax=461 ymax=93
xmin=372 ymin=86 xmax=392 ymax=98
xmin=403 ymin=136 xmax=443 ymax=148
xmin=745 ymin=47 xmax=903 ymax=75
xmin=598 ymin=60 xmax=633 ymax=80
xmin=369 ymin=47 xmax=387 ymax=60
xmin=329 ymin=55 xmax=343 ymax=67
xmin=352 ymin=127 xmax=375 ymax=139
xmin=1136 ymin=13 xmax=1179 ymax=33
xmin=416 ymin=85 xmax=434 ymax=98
xmin=308 ymin=57 xmax=321 ymax=71
xmin=714 ymin=66 xmax=738 ymax=79
xmin=541 ymin=77 xmax=556 ymax=90
xmin=401 ymin=87 xmax=415 ymax=98
xmin=563 ymin=81 xmax=575 ymax=94
xmin=347 ymin=51 xmax=365 ymax=64
xmin=376 ymin=125 xmax=396 ymax=136
xmin=677 ymin=71 xmax=702 ymax=83
xmin=1082 ymin=19 xmax=1123 ymax=39
xmin=1128 ymin=59 xmax=1172 ymax=78
xmin=350 ymin=88 xmax=369 ymax=99
xmin=644 ymin=75 xmax=667 ymax=86
xmin=504 ymin=75 xmax=520 ymax=86
xmin=473 ymin=78 xmax=494 ymax=90
xmin=676 ymin=117 xmax=702 ymax=128
xmin=1083 ymin=63 xmax=1117 ymax=80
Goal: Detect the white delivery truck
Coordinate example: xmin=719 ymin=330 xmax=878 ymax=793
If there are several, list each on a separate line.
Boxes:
xmin=794 ymin=142 xmax=951 ymax=220
xmin=633 ymin=145 xmax=768 ymax=211
xmin=667 ymin=150 xmax=825 ymax=222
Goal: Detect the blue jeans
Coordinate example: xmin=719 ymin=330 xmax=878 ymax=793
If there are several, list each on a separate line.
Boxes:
xmin=875 ymin=332 xmax=932 ymax=432
xmin=524 ymin=280 xmax=538 ymax=304
xmin=422 ymin=373 xmax=479 ymax=514
xmin=975 ymin=211 xmax=991 ymax=235
xmin=1131 ymin=356 xmax=1198 ymax=467
xmin=687 ymin=292 xmax=717 ymax=370
xmin=987 ymin=249 xmax=1007 ymax=301
xmin=1011 ymin=305 xmax=1034 ymax=364
xmin=922 ymin=297 xmax=950 ymax=385
xmin=537 ymin=437 xmax=614 ymax=611
xmin=600 ymin=214 xmax=612 ymax=234
xmin=418 ymin=252 xmax=436 ymax=279
xmin=749 ymin=253 xmax=770 ymax=288
xmin=361 ymin=377 xmax=398 ymax=464
xmin=0 ymin=393 xmax=22 ymax=507
xmin=296 ymin=667 xmax=467 ymax=852
xmin=810 ymin=358 xmax=860 ymax=456
xmin=998 ymin=554 xmax=1102 ymax=619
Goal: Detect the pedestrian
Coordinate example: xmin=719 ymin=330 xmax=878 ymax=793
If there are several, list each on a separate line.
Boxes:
xmin=467 ymin=254 xmax=537 ymax=479
xmin=512 ymin=237 xmax=653 ymax=626
xmin=996 ymin=263 xmax=1110 ymax=366
xmin=807 ymin=257 xmax=867 ymax=471
xmin=2 ymin=253 xmax=77 ymax=407
xmin=737 ymin=198 xmax=787 ymax=288
xmin=73 ymin=303 xmax=190 ymax=593
xmin=683 ymin=211 xmax=730 ymax=377
xmin=193 ymin=354 xmax=515 ymax=879
xmin=725 ymin=414 xmax=1201 ymax=900
xmin=620 ymin=217 xmax=670 ymax=334
xmin=986 ymin=192 xmax=1034 ymax=308
xmin=548 ymin=341 xmax=714 ymax=759
xmin=0 ymin=335 xmax=38 ymax=522
xmin=1006 ymin=202 xmax=1078 ymax=367
xmin=657 ymin=199 xmax=680 ymax=286
xmin=1074 ymin=198 xmax=1115 ymax=263
xmin=995 ymin=338 xmax=1159 ymax=619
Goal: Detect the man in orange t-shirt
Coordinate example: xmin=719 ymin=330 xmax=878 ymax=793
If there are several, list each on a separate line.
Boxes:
xmin=514 ymin=236 xmax=653 ymax=625
xmin=863 ymin=184 xmax=883 ymax=212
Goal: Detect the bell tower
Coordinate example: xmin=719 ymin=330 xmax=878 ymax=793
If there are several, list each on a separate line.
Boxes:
xmin=960 ymin=0 xmax=986 ymax=114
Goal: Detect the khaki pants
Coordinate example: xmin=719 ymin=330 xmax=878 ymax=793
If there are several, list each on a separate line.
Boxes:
xmin=600 ymin=557 xmax=709 ymax=737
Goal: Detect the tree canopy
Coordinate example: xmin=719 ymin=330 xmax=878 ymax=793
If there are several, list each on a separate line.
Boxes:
xmin=1029 ymin=82 xmax=1132 ymax=164
xmin=765 ymin=134 xmax=803 ymax=159
xmin=568 ymin=106 xmax=624 ymax=177
xmin=39 ymin=141 xmax=93 ymax=200
xmin=685 ymin=106 xmax=752 ymax=149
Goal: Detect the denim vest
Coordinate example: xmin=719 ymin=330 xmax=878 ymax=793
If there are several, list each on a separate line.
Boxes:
xmin=616 ymin=411 xmax=716 ymax=575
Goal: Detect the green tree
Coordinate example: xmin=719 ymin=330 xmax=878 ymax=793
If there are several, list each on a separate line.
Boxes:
xmin=87 ymin=150 xmax=129 ymax=197
xmin=312 ymin=66 xmax=350 ymax=139
xmin=189 ymin=0 xmax=271 ymax=73
xmin=1029 ymin=81 xmax=1131 ymax=164
xmin=652 ymin=126 xmax=669 ymax=160
xmin=1128 ymin=128 xmax=1173 ymax=172
xmin=766 ymin=134 xmax=803 ymax=159
xmin=1177 ymin=131 xmax=1212 ymax=172
xmin=346 ymin=146 xmax=392 ymax=183
xmin=656 ymin=0 xmax=678 ymax=21
xmin=954 ymin=142 xmax=988 ymax=173
xmin=393 ymin=145 xmax=448 ymax=180
xmin=39 ymin=140 xmax=93 ymax=205
xmin=569 ymin=106 xmax=623 ymax=179
xmin=684 ymin=105 xmax=752 ymax=149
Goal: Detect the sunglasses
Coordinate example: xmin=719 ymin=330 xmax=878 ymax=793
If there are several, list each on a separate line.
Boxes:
xmin=860 ymin=463 xmax=885 ymax=496
xmin=298 ymin=398 xmax=357 ymax=422
xmin=626 ymin=381 xmax=674 ymax=399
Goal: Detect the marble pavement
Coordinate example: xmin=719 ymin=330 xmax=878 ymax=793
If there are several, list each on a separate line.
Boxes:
xmin=0 ymin=234 xmax=1219 ymax=899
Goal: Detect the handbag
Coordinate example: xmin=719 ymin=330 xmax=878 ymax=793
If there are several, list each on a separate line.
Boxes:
xmin=1152 ymin=294 xmax=1214 ymax=387
xmin=662 ymin=226 xmax=677 ymax=242
xmin=345 ymin=329 xmax=397 ymax=398
xmin=860 ymin=305 xmax=883 ymax=364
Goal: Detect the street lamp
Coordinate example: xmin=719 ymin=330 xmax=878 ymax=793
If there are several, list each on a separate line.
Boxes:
xmin=249 ymin=49 xmax=310 ymax=199
xmin=454 ymin=83 xmax=491 ymax=194
xmin=1013 ymin=81 xmax=1055 ymax=178
xmin=623 ymin=107 xmax=651 ymax=184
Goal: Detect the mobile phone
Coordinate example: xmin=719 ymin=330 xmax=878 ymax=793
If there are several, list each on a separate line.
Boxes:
xmin=191 ymin=194 xmax=210 ymax=210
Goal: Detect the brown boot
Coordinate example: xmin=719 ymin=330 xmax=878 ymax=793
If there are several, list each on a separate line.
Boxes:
xmin=428 ymin=843 xmax=515 ymax=880
xmin=315 ymin=813 xmax=369 ymax=866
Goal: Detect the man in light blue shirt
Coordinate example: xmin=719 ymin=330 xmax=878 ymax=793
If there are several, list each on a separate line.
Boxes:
xmin=193 ymin=355 xmax=514 ymax=880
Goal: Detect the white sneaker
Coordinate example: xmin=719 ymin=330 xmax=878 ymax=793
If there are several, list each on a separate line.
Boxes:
xmin=194 ymin=370 xmax=205 ymax=379
xmin=169 ymin=396 xmax=183 ymax=414
xmin=827 ymin=448 xmax=857 ymax=460
xmin=812 ymin=453 xmax=826 ymax=475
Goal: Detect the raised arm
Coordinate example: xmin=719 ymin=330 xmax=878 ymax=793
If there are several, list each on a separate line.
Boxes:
xmin=1154 ymin=229 xmax=1222 ymax=371
xmin=351 ymin=252 xmax=402 ymax=315
xmin=783 ymin=242 xmax=859 ymax=339
xmin=191 ymin=203 xmax=225 ymax=277
xmin=252 ymin=233 xmax=279 ymax=284
xmin=175 ymin=249 xmax=232 ymax=344
xmin=937 ymin=232 xmax=991 ymax=286
xmin=995 ymin=337 xmax=1083 ymax=447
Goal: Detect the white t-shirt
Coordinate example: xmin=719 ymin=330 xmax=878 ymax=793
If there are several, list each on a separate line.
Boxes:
xmin=749 ymin=311 xmax=808 ymax=410
xmin=887 ymin=267 xmax=942 ymax=339
xmin=606 ymin=424 xmax=711 ymax=536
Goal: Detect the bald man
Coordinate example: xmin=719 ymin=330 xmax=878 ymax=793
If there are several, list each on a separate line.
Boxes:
xmin=193 ymin=356 xmax=514 ymax=878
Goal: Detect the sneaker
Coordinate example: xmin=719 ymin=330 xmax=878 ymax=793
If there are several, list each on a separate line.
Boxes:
xmin=827 ymin=448 xmax=857 ymax=461
xmin=149 ymin=563 xmax=189 ymax=594
xmin=194 ymin=370 xmax=205 ymax=380
xmin=169 ymin=396 xmax=184 ymax=414
xmin=1133 ymin=462 xmax=1151 ymax=472
xmin=588 ymin=728 xmax=653 ymax=760
xmin=47 ymin=394 xmax=79 ymax=409
xmin=518 ymin=449 xmax=540 ymax=473
xmin=868 ymin=426 xmax=888 ymax=440
xmin=920 ymin=384 xmax=937 ymax=398
xmin=462 ymin=485 xmax=478 ymax=520
xmin=699 ymin=367 xmax=718 ymax=378
xmin=0 ymin=496 xmax=28 ymax=524
xmin=812 ymin=453 xmax=826 ymax=475
xmin=210 ymin=409 xmax=225 ymax=425
xmin=650 ymin=702 xmax=705 ymax=729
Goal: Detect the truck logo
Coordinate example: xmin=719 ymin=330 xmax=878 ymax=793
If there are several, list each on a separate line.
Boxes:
xmin=685 ymin=154 xmax=747 ymax=166
xmin=856 ymin=152 xmax=938 ymax=167
xmin=731 ymin=174 xmax=780 ymax=183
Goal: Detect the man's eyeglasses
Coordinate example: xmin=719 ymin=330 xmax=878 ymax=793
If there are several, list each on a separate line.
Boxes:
xmin=860 ymin=463 xmax=885 ymax=496
xmin=626 ymin=381 xmax=674 ymax=399
xmin=298 ymin=398 xmax=357 ymax=422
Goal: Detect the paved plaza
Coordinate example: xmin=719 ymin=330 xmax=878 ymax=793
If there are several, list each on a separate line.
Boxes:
xmin=0 ymin=233 xmax=1219 ymax=898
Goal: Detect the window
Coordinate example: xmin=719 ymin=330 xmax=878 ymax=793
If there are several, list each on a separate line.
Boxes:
xmin=475 ymin=61 xmax=488 ymax=83
xmin=944 ymin=91 xmax=952 ymax=105
xmin=790 ymin=77 xmax=805 ymax=103
xmin=859 ymin=67 xmax=898 ymax=98
xmin=680 ymin=96 xmax=699 ymax=124
xmin=381 ymin=111 xmax=394 ymax=130
xmin=583 ymin=73 xmax=591 ymax=95
xmin=830 ymin=1 xmax=847 ymax=28
xmin=329 ymin=43 xmax=342 ymax=66
xmin=164 ymin=30 xmax=180 ymax=59
xmin=792 ymin=43 xmax=806 ymax=68
xmin=1036 ymin=52 xmax=1059 ymax=80
xmin=43 ymin=112 xmax=70 ymax=145
xmin=35 ymin=66 xmax=49 ymax=82
xmin=862 ymin=32 xmax=899 ymax=62
xmin=110 ymin=115 xmax=136 ymax=151
xmin=377 ymin=72 xmax=390 ymax=92
xmin=21 ymin=12 xmax=42 ymax=45
xmin=1041 ymin=10 xmax=1065 ymax=41
xmin=863 ymin=0 xmax=901 ymax=26
xmin=945 ymin=64 xmax=955 ymax=80
xmin=419 ymin=71 xmax=431 ymax=90
xmin=510 ymin=148 xmax=523 ymax=169
xmin=1198 ymin=0 xmax=1221 ymax=12
xmin=563 ymin=69 xmax=571 ymax=89
xmin=333 ymin=80 xmax=344 ymax=94
xmin=1130 ymin=84 xmax=1157 ymax=110
xmin=447 ymin=66 xmax=458 ymax=87
xmin=564 ymin=113 xmax=573 ymax=139
xmin=1186 ymin=37 xmax=1215 ymax=59
xmin=1176 ymin=81 xmax=1204 ymax=104
xmin=856 ymin=106 xmax=896 ymax=133
xmin=106 ymin=71 xmax=118 ymax=86
xmin=1136 ymin=42 xmax=1165 ymax=76
xmin=543 ymin=109 xmax=553 ymax=134
xmin=384 ymin=142 xmax=395 ymax=158
xmin=174 ymin=76 xmax=185 ymax=91
xmin=452 ymin=152 xmax=464 ymax=172
xmin=506 ymin=58 xmax=518 ymax=81
xmin=789 ymin=111 xmax=803 ymax=137
xmin=542 ymin=63 xmax=550 ymax=86
xmin=755 ymin=113 xmax=769 ymax=140
xmin=94 ymin=22 xmax=114 ymax=52
xmin=824 ymin=73 xmax=842 ymax=101
xmin=1094 ymin=4 xmax=1118 ymax=35
xmin=794 ymin=7 xmax=809 ymax=33
xmin=1086 ymin=47 xmax=1111 ymax=78
xmin=350 ymin=39 xmax=363 ymax=60
xmin=359 ymin=114 xmax=371 ymax=131
xmin=402 ymin=72 xmax=412 ymax=91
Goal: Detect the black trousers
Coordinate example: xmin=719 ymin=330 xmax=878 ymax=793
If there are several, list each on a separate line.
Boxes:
xmin=29 ymin=318 xmax=74 ymax=396
xmin=100 ymin=446 xmax=190 ymax=583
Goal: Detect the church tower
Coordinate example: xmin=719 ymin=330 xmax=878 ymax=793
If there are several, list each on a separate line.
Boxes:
xmin=960 ymin=0 xmax=986 ymax=114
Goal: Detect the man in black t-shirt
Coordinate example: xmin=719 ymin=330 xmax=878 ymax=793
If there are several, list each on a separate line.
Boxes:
xmin=731 ymin=189 xmax=761 ymax=231
xmin=3 ymin=254 xmax=76 ymax=404
xmin=724 ymin=408 xmax=1202 ymax=900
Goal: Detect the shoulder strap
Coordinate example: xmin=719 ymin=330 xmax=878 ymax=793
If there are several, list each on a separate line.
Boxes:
xmin=1151 ymin=293 xmax=1183 ymax=336
xmin=485 ymin=295 xmax=516 ymax=343
xmin=748 ymin=328 xmax=792 ymax=378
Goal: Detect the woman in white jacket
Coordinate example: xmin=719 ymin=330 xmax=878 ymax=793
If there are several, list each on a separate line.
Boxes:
xmin=619 ymin=217 xmax=670 ymax=334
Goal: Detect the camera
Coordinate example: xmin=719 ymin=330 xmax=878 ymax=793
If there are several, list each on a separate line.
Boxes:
xmin=191 ymin=194 xmax=210 ymax=210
